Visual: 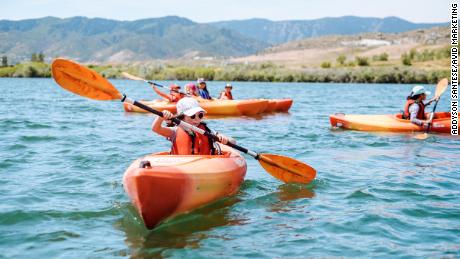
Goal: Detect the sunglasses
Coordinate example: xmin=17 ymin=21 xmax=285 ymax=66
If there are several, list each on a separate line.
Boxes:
xmin=190 ymin=112 xmax=204 ymax=119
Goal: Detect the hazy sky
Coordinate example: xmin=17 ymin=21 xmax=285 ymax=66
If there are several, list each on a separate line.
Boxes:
xmin=0 ymin=0 xmax=453 ymax=23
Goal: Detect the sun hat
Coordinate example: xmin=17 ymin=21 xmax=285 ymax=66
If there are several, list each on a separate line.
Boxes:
xmin=410 ymin=85 xmax=430 ymax=96
xmin=225 ymin=83 xmax=232 ymax=88
xmin=176 ymin=97 xmax=206 ymax=116
xmin=197 ymin=78 xmax=206 ymax=84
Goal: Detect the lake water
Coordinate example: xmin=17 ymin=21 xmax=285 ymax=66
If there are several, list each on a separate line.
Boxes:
xmin=0 ymin=78 xmax=459 ymax=258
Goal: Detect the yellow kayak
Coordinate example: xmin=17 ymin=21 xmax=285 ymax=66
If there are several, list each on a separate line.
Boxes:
xmin=123 ymin=99 xmax=269 ymax=116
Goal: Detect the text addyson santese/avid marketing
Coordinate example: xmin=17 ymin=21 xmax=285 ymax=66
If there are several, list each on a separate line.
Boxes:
xmin=451 ymin=2 xmax=458 ymax=135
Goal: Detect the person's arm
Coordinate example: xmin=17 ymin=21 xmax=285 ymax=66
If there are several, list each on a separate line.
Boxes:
xmin=152 ymin=110 xmax=175 ymax=138
xmin=152 ymin=86 xmax=173 ymax=102
xmin=425 ymin=96 xmax=440 ymax=106
xmin=218 ymin=92 xmax=227 ymax=100
xmin=409 ymin=104 xmax=428 ymax=126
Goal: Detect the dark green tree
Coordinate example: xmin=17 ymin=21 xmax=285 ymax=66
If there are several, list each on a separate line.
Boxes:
xmin=30 ymin=52 xmax=45 ymax=62
xmin=1 ymin=56 xmax=7 ymax=67
xmin=31 ymin=53 xmax=38 ymax=62
xmin=38 ymin=52 xmax=45 ymax=62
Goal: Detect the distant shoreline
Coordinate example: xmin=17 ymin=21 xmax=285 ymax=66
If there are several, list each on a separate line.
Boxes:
xmin=0 ymin=62 xmax=448 ymax=84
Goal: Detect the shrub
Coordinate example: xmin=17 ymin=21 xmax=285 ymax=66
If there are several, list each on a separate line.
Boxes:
xmin=320 ymin=62 xmax=331 ymax=68
xmin=336 ymin=55 xmax=346 ymax=65
xmin=401 ymin=53 xmax=412 ymax=66
xmin=346 ymin=61 xmax=356 ymax=67
xmin=355 ymin=56 xmax=369 ymax=66
xmin=372 ymin=53 xmax=388 ymax=61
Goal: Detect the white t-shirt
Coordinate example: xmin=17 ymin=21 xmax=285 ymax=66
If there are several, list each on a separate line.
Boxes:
xmin=408 ymin=103 xmax=424 ymax=126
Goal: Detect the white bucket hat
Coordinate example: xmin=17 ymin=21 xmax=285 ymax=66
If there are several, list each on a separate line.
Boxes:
xmin=176 ymin=97 xmax=206 ymax=116
xmin=411 ymin=85 xmax=431 ymax=96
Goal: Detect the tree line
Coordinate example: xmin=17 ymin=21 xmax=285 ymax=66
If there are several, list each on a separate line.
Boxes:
xmin=0 ymin=51 xmax=450 ymax=83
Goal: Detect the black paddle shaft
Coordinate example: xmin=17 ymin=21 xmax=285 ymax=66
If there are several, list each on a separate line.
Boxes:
xmin=121 ymin=96 xmax=255 ymax=157
xmin=425 ymin=99 xmax=439 ymax=133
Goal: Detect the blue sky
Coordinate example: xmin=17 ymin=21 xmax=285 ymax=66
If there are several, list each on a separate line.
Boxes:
xmin=0 ymin=0 xmax=452 ymax=23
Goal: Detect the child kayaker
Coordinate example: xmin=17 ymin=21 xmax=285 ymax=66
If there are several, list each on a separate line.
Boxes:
xmin=197 ymin=78 xmax=212 ymax=100
xmin=152 ymin=83 xmax=184 ymax=102
xmin=218 ymin=83 xmax=234 ymax=100
xmin=185 ymin=83 xmax=200 ymax=97
xmin=403 ymin=85 xmax=439 ymax=126
xmin=152 ymin=97 xmax=234 ymax=155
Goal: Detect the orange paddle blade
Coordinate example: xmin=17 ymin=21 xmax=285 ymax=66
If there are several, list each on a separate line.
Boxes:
xmin=51 ymin=58 xmax=122 ymax=100
xmin=258 ymin=154 xmax=316 ymax=184
xmin=121 ymin=72 xmax=146 ymax=81
xmin=435 ymin=78 xmax=449 ymax=98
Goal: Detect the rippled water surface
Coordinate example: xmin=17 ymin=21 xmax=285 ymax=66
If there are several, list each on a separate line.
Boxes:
xmin=0 ymin=78 xmax=459 ymax=258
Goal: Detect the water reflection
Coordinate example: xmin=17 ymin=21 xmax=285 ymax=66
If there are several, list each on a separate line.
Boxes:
xmin=276 ymin=183 xmax=315 ymax=201
xmin=269 ymin=183 xmax=315 ymax=213
xmin=116 ymin=181 xmax=315 ymax=257
xmin=116 ymin=196 xmax=247 ymax=258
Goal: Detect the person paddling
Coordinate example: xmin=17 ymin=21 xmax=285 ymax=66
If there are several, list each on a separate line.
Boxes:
xmin=403 ymin=85 xmax=439 ymax=126
xmin=219 ymin=83 xmax=234 ymax=100
xmin=152 ymin=97 xmax=234 ymax=155
xmin=152 ymin=83 xmax=184 ymax=102
xmin=197 ymin=78 xmax=212 ymax=100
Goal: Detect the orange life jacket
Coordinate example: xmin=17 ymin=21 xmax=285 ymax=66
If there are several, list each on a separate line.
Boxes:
xmin=220 ymin=91 xmax=233 ymax=100
xmin=170 ymin=123 xmax=217 ymax=155
xmin=403 ymin=100 xmax=426 ymax=120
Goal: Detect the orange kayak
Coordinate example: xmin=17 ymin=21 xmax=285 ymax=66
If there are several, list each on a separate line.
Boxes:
xmin=273 ymin=99 xmax=293 ymax=112
xmin=262 ymin=99 xmax=278 ymax=113
xmin=123 ymin=145 xmax=247 ymax=229
xmin=123 ymin=99 xmax=268 ymax=116
xmin=258 ymin=98 xmax=293 ymax=113
xmin=329 ymin=112 xmax=452 ymax=133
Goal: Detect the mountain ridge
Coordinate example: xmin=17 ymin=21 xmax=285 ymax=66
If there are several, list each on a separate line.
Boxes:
xmin=211 ymin=16 xmax=448 ymax=44
xmin=0 ymin=16 xmax=448 ymax=63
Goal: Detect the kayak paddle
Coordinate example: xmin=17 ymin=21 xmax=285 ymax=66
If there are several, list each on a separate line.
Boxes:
xmin=121 ymin=72 xmax=185 ymax=95
xmin=414 ymin=78 xmax=449 ymax=140
xmin=52 ymin=59 xmax=316 ymax=184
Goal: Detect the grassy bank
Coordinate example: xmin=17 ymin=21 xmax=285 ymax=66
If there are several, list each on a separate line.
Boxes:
xmin=0 ymin=61 xmax=448 ymax=84
xmin=0 ymin=62 xmax=51 ymax=77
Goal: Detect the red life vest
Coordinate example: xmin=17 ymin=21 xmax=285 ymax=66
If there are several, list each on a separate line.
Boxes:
xmin=403 ymin=100 xmax=426 ymax=120
xmin=220 ymin=91 xmax=233 ymax=100
xmin=170 ymin=123 xmax=216 ymax=155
